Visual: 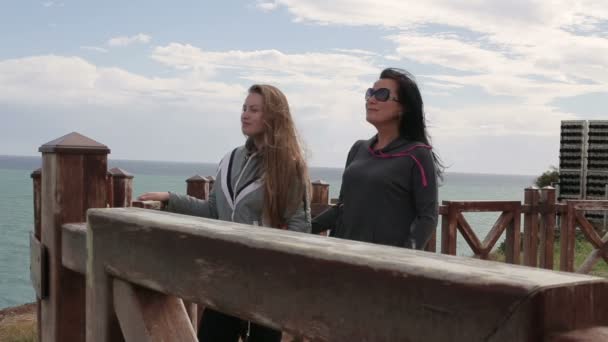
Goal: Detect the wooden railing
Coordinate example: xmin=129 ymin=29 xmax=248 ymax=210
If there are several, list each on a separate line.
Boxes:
xmin=88 ymin=207 xmax=608 ymax=341
xmin=29 ymin=132 xmax=608 ymax=341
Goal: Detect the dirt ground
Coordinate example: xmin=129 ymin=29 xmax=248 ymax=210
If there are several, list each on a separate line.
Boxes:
xmin=0 ymin=303 xmax=36 ymax=342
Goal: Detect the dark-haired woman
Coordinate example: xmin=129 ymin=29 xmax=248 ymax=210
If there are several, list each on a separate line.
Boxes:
xmin=313 ymin=68 xmax=442 ymax=249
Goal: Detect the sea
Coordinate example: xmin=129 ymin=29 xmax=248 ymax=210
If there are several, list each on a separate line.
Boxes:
xmin=0 ymin=155 xmax=535 ymax=309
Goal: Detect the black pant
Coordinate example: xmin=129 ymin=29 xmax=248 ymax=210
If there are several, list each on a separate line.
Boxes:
xmin=197 ymin=308 xmax=282 ymax=342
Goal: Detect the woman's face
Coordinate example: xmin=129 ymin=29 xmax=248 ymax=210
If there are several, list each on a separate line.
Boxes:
xmin=365 ymin=78 xmax=403 ymax=128
xmin=241 ymin=93 xmax=266 ymax=138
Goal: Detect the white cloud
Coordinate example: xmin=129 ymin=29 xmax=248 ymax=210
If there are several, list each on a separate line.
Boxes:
xmin=258 ymin=0 xmax=608 ymax=131
xmin=80 ymin=46 xmax=108 ymax=53
xmin=0 ymin=50 xmax=378 ymax=167
xmin=107 ymin=33 xmax=152 ymax=47
xmin=151 ymin=43 xmax=378 ymax=77
xmin=42 ymin=1 xmax=64 ymax=7
xmin=256 ymin=1 xmax=279 ymax=12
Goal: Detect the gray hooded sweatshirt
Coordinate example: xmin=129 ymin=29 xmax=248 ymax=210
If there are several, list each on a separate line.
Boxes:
xmin=312 ymin=135 xmax=438 ymax=249
xmin=166 ymin=143 xmax=311 ymax=233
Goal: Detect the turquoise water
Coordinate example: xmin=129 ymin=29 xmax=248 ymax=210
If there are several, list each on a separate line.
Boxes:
xmin=0 ymin=156 xmax=535 ymax=309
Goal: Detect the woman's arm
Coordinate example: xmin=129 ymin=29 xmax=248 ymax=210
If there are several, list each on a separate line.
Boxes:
xmin=408 ymin=148 xmax=439 ymax=250
xmin=311 ymin=140 xmax=363 ymax=234
xmin=311 ymin=205 xmax=339 ymax=234
xmin=164 ymin=185 xmax=219 ymax=219
xmin=284 ymin=195 xmax=312 ymax=233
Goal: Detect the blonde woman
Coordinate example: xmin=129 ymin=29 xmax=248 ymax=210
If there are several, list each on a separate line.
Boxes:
xmin=138 ymin=84 xmax=311 ymax=341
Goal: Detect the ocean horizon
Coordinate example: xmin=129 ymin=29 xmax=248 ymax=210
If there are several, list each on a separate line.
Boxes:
xmin=0 ymin=155 xmax=536 ymax=309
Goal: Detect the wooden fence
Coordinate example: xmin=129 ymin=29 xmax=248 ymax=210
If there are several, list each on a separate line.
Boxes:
xmin=29 ymin=132 xmax=608 ymax=341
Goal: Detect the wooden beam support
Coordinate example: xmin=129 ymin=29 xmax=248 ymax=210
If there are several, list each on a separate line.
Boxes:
xmin=113 ymin=279 xmax=197 ymax=342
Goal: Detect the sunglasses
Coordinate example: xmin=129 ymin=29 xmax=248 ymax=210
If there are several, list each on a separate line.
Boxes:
xmin=365 ymin=88 xmax=399 ymax=102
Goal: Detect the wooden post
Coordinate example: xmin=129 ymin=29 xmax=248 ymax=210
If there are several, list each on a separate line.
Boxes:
xmin=207 ymin=176 xmax=215 ymax=192
xmin=539 ymin=187 xmax=556 ymax=269
xmin=523 ymin=187 xmax=540 ymax=267
xmin=185 ymin=174 xmax=214 ymax=331
xmin=441 ymin=201 xmax=457 ymax=255
xmin=106 ymin=171 xmax=113 ymax=207
xmin=186 ymin=174 xmax=211 ymax=200
xmin=32 ymin=168 xmax=42 ymax=238
xmin=311 ymin=180 xmax=329 ymax=205
xmin=311 ymin=180 xmax=331 ymax=236
xmin=38 ymin=132 xmax=110 ymax=342
xmin=31 ymin=168 xmax=42 ymax=341
xmin=109 ymin=168 xmax=133 ymax=208
xmin=561 ymin=201 xmax=576 ymax=272
xmin=505 ymin=204 xmax=522 ymax=265
xmin=425 ymin=231 xmax=437 ymax=253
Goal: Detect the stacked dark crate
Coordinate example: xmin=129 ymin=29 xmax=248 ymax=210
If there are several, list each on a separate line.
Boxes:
xmin=559 ymin=120 xmax=587 ymax=201
xmin=584 ymin=121 xmax=608 ymax=225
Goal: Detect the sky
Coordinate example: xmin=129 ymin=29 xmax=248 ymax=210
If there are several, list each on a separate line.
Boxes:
xmin=1 ymin=1 xmax=607 ymax=175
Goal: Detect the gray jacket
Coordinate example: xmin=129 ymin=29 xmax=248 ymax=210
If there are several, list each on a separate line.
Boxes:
xmin=312 ymin=136 xmax=438 ymax=249
xmin=166 ymin=144 xmax=311 ymax=233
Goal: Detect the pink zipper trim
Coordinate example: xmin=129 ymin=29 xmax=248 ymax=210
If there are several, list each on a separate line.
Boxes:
xmin=367 ymin=144 xmax=432 ymax=187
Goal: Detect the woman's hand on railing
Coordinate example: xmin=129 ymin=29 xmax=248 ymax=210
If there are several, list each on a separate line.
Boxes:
xmin=137 ymin=192 xmax=170 ymax=202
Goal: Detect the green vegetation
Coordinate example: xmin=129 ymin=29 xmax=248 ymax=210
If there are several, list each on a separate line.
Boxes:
xmin=535 ymin=165 xmax=559 ymax=188
xmin=490 ymin=234 xmax=608 ymax=278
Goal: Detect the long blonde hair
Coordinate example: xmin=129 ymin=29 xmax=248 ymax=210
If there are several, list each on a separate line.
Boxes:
xmin=249 ymin=84 xmax=310 ymax=228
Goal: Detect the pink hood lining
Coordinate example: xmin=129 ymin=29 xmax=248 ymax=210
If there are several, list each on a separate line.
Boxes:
xmin=367 ymin=144 xmax=432 ymax=187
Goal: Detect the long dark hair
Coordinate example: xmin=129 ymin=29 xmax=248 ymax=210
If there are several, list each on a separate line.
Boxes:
xmin=380 ymin=67 xmax=445 ymax=178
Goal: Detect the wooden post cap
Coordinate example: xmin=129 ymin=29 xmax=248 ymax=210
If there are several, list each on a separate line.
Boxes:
xmin=31 ymin=168 xmax=41 ymax=178
xmin=108 ymin=167 xmax=134 ymax=179
xmin=38 ymin=132 xmax=110 ymax=154
xmin=186 ymin=175 xmax=210 ymax=183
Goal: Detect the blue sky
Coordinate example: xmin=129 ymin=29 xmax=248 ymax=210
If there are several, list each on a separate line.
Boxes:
xmin=1 ymin=1 xmax=607 ymax=175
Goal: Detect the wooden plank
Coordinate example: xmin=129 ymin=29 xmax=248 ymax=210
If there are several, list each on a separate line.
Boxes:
xmin=61 ymin=223 xmax=87 ymax=274
xmin=549 ymin=327 xmax=608 ymax=341
xmin=561 ymin=203 xmax=576 ymax=272
xmin=184 ymin=302 xmax=198 ymax=333
xmin=456 ymin=213 xmax=483 ymax=256
xmin=523 ymin=188 xmax=540 ymax=267
xmin=441 ymin=202 xmax=457 ymax=255
xmin=577 ymin=249 xmax=604 ymax=274
xmin=574 ymin=211 xmax=604 ymax=248
xmin=539 ymin=187 xmax=556 ymax=270
xmin=571 ymin=200 xmax=608 ymax=211
xmin=577 ymin=231 xmax=608 ymax=274
xmin=87 ymin=208 xmax=608 ymax=342
xmin=30 ymin=232 xmax=48 ymax=299
xmin=481 ymin=212 xmax=513 ymax=254
xmin=424 ymin=231 xmax=436 ymax=253
xmin=31 ymin=169 xmax=42 ymax=239
xmin=113 ymin=279 xmax=197 ymax=342
xmin=132 ymin=201 xmax=162 ymax=210
xmin=505 ymin=206 xmax=522 ymax=265
xmin=445 ymin=201 xmax=521 ymax=212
